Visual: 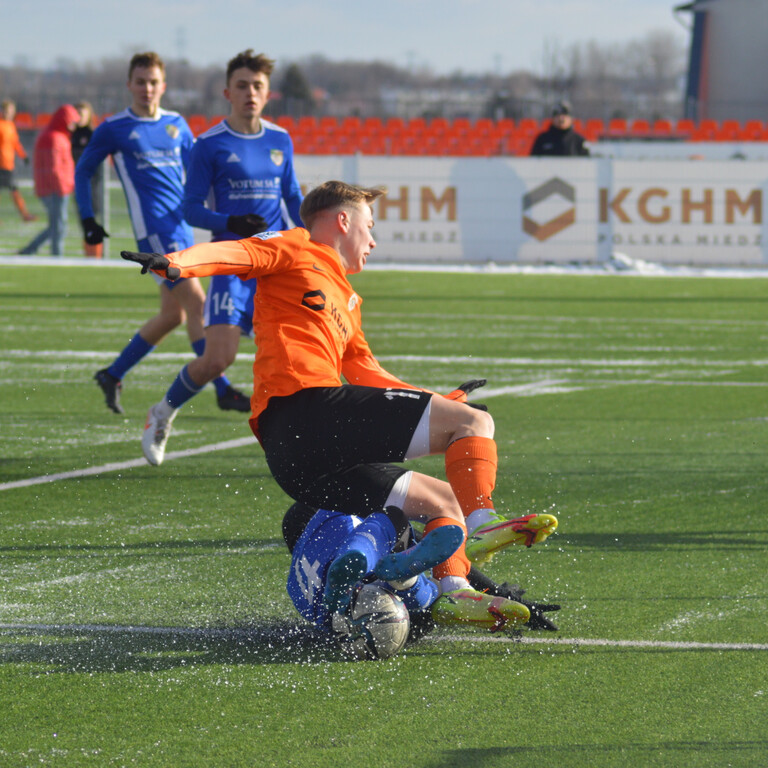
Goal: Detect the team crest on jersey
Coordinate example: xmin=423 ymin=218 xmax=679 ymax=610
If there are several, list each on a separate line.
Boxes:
xmin=348 ymin=293 xmax=359 ymax=311
xmin=270 ymin=149 xmax=284 ymax=166
xmin=129 ymin=130 xmax=140 ymax=140
xmin=166 ymin=124 xmax=179 ymax=139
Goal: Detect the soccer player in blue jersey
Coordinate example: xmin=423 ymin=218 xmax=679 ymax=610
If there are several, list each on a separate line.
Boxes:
xmin=283 ymin=503 xmax=464 ymax=632
xmin=282 ymin=502 xmax=561 ymax=638
xmin=75 ymin=51 xmax=245 ymax=415
xmin=141 ymin=50 xmax=303 ymax=463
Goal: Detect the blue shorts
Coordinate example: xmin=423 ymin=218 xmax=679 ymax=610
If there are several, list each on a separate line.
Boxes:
xmin=139 ymin=233 xmax=194 ymax=291
xmin=204 ymin=274 xmax=256 ymax=334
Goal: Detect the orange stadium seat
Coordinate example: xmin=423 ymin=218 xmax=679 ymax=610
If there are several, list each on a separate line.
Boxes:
xmin=739 ymin=120 xmax=764 ymax=141
xmin=652 ymin=119 xmax=673 ymax=136
xmin=629 ymin=119 xmax=650 ymax=136
xmin=14 ymin=111 xmax=34 ymax=130
xmin=35 ymin=113 xmax=52 ymax=129
xmin=186 ymin=114 xmax=209 ymax=136
xmin=692 ymin=119 xmax=718 ymax=141
xmin=607 ymin=118 xmax=627 ymax=136
xmin=717 ymin=120 xmax=740 ymax=141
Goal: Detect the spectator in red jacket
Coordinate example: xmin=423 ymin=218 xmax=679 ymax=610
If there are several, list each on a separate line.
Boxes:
xmin=20 ymin=104 xmax=80 ymax=255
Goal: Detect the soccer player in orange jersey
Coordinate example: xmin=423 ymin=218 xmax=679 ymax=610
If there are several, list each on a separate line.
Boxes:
xmin=122 ymin=180 xmax=558 ymax=628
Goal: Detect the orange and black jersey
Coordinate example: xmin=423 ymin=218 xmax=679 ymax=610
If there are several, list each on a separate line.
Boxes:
xmin=163 ymin=228 xmax=417 ymax=428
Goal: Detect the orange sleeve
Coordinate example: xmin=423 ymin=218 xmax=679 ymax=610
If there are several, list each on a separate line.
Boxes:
xmin=163 ymin=240 xmax=260 ymax=279
xmin=342 ymin=352 xmax=420 ymax=390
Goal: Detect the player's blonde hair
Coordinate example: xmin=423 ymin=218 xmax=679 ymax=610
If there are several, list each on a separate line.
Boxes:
xmin=300 ymin=181 xmax=386 ymax=229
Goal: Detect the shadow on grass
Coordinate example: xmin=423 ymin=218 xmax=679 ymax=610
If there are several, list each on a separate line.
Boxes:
xmin=0 ymin=620 xmax=343 ymax=672
xmin=423 ymin=740 xmax=768 ymax=768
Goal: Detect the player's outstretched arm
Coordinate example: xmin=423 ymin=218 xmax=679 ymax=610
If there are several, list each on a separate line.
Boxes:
xmin=121 ymin=251 xmax=180 ymax=280
xmin=444 ymin=379 xmax=488 ymax=411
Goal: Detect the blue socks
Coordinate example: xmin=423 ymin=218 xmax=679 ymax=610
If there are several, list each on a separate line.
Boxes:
xmin=108 ymin=333 xmax=154 ymax=380
xmin=165 ymin=364 xmax=206 ymax=409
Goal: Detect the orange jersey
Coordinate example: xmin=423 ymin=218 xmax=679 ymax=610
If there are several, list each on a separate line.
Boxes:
xmin=0 ymin=119 xmax=27 ymax=171
xmin=165 ymin=228 xmax=418 ymax=429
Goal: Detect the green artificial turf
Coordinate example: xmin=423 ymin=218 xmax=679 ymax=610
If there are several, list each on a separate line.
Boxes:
xmin=1 ymin=265 xmax=766 ymax=767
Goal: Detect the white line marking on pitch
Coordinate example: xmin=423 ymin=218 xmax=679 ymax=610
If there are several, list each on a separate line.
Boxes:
xmin=431 ymin=634 xmax=768 ymax=651
xmin=0 ymin=623 xmax=765 ymax=652
xmin=0 ymin=437 xmax=257 ymax=492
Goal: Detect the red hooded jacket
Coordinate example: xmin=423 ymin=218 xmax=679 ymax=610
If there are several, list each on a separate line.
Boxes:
xmin=33 ymin=104 xmax=79 ymax=197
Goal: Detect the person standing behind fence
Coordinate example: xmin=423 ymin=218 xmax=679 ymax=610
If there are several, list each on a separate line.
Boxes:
xmin=75 ymin=51 xmax=243 ymax=416
xmin=0 ymin=99 xmax=37 ymax=222
xmin=71 ymin=101 xmax=103 ymax=257
xmin=530 ymin=101 xmax=590 ymax=157
xmin=19 ymin=104 xmax=79 ymax=256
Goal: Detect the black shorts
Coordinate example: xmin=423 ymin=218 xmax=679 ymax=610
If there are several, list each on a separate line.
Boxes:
xmin=0 ymin=170 xmax=16 ymax=190
xmin=258 ymin=385 xmax=432 ymax=514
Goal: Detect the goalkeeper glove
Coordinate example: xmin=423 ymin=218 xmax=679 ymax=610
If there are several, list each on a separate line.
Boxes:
xmin=121 ymin=250 xmax=180 ymax=280
xmin=82 ymin=217 xmax=109 ymax=245
xmin=227 ymin=213 xmax=268 ymax=238
xmin=445 ymin=378 xmax=488 ymax=411
xmin=467 ymin=568 xmax=561 ymax=632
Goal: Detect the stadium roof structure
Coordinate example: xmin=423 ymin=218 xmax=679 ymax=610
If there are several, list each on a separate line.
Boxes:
xmin=675 ymin=0 xmax=768 ymax=122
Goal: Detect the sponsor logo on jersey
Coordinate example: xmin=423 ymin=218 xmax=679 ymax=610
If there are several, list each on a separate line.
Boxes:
xmin=129 ymin=130 xmax=140 ymax=140
xmin=226 ymin=152 xmax=241 ymax=163
xmin=166 ymin=124 xmax=179 ymax=139
xmin=348 ymin=293 xmax=359 ymax=311
xmin=270 ymin=149 xmax=284 ymax=166
xmin=253 ymin=231 xmax=283 ymax=241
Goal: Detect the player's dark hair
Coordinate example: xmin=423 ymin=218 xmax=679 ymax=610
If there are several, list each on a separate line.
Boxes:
xmin=128 ymin=52 xmax=165 ymax=80
xmin=300 ymin=181 xmax=386 ymax=229
xmin=226 ymin=50 xmax=275 ymax=84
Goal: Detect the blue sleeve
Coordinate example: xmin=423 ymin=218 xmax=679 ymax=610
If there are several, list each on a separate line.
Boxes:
xmin=75 ymin=122 xmax=114 ymax=221
xmin=281 ymin=140 xmax=304 ymax=227
xmin=180 ymin=120 xmax=194 ymax=170
xmin=183 ymin=138 xmax=229 ymax=234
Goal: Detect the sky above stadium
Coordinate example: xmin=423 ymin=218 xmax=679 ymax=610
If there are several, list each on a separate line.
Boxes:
xmin=2 ymin=0 xmax=689 ymax=74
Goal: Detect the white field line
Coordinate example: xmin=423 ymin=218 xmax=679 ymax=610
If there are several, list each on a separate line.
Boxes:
xmin=0 ymin=437 xmax=256 ymax=492
xmin=4 ymin=349 xmax=768 ymax=368
xmin=0 ymin=622 xmax=765 ymax=652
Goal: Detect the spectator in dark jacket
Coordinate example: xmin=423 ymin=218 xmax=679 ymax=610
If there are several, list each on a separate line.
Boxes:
xmin=530 ymin=101 xmax=589 ymax=157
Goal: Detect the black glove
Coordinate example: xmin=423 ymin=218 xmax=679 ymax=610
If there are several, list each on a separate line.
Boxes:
xmin=445 ymin=378 xmax=488 ymax=411
xmin=467 ymin=568 xmax=561 ymax=632
xmin=24 ymin=156 xmax=30 ymax=166
xmin=492 ymin=581 xmax=561 ymax=632
xmin=121 ymin=250 xmax=180 ymax=280
xmin=82 ymin=217 xmax=109 ymax=245
xmin=227 ymin=214 xmax=268 ymax=238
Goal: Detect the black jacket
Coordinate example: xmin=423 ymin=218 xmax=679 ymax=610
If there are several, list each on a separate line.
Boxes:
xmin=530 ymin=126 xmax=589 ymax=156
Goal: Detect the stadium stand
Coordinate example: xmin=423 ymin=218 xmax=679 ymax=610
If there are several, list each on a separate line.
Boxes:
xmin=12 ymin=113 xmax=768 ymax=155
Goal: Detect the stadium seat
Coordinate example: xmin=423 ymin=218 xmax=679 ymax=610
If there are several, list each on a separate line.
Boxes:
xmin=607 ymin=118 xmax=627 ymax=136
xmin=275 ymin=115 xmax=296 ymax=132
xmin=14 ymin=111 xmax=34 ymax=130
xmin=675 ymin=118 xmax=696 ymax=138
xmin=584 ymin=118 xmax=604 ymax=141
xmin=35 ymin=113 xmax=52 ymax=129
xmin=186 ymin=114 xmax=209 ymax=136
xmin=629 ymin=119 xmax=650 ymax=136
xmin=739 ymin=120 xmax=764 ymax=141
xmin=717 ymin=120 xmax=740 ymax=141
xmin=691 ymin=119 xmax=718 ymax=141
xmin=652 ymin=119 xmax=673 ymax=137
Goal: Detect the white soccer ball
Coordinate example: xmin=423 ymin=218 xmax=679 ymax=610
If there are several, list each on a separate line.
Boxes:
xmin=330 ymin=583 xmax=410 ymax=660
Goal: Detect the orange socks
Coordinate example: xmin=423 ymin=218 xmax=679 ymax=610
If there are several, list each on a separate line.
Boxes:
xmin=425 ymin=516 xmax=469 ymax=579
xmin=445 ymin=436 xmax=498 ymax=516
